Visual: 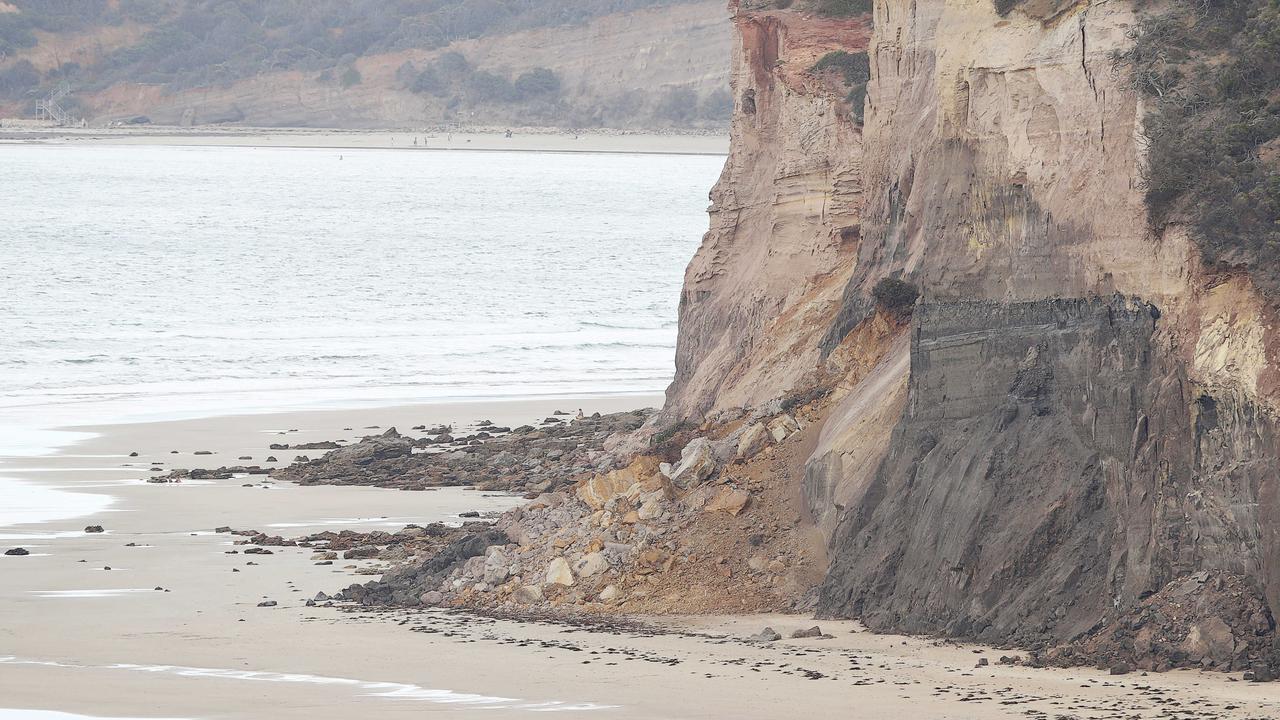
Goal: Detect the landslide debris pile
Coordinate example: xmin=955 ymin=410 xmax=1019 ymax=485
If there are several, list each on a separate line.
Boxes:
xmin=339 ymin=404 xmax=826 ymax=615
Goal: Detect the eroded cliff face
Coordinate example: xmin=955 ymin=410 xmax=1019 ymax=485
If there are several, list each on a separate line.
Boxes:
xmin=666 ymin=0 xmax=1280 ymax=672
xmin=818 ymin=297 xmax=1280 ymax=668
xmin=664 ymin=5 xmax=871 ymax=421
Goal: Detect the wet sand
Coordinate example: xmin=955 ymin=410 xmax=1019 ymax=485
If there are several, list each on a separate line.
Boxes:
xmin=1 ymin=395 xmax=1276 ymax=719
xmin=0 ymin=125 xmax=729 ymax=156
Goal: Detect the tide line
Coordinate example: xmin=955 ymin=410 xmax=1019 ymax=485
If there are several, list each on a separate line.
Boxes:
xmin=0 ymin=656 xmax=618 ymax=712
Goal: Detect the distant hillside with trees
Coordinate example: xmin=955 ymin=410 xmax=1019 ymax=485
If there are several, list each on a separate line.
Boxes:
xmin=0 ymin=0 xmax=731 ymax=129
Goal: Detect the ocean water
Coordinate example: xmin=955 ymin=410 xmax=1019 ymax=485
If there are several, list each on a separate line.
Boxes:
xmin=0 ymin=144 xmax=722 ymax=453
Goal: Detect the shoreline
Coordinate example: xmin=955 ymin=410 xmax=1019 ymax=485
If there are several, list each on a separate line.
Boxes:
xmin=2 ymin=396 xmax=1276 ymax=718
xmin=0 ymin=125 xmax=730 ymax=156
xmin=0 ymin=387 xmax=667 ymax=466
xmin=0 ymin=393 xmax=663 ymax=532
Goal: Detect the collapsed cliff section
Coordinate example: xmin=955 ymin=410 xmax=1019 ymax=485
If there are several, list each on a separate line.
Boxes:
xmin=335 ymin=3 xmax=878 ymax=619
xmin=657 ymin=0 xmax=1280 ymax=677
xmin=763 ymin=0 xmax=1280 ymax=676
xmin=817 ymin=297 xmax=1280 ymax=673
xmin=331 ymin=0 xmax=1280 ymax=676
xmin=342 ymin=403 xmax=830 ymax=614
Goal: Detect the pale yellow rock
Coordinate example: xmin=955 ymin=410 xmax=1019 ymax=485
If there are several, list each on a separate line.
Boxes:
xmin=576 ymin=457 xmax=660 ymax=510
xmin=637 ymin=495 xmax=664 ymax=521
xmin=662 ymin=10 xmax=867 ymax=421
xmin=574 ymin=552 xmax=608 ymax=578
xmin=598 ymin=584 xmax=621 ymax=602
xmin=544 ymin=557 xmax=575 ymax=587
xmin=514 ymin=585 xmax=544 ymax=603
xmin=669 ymin=438 xmax=716 ymax=488
xmin=767 ymin=414 xmax=800 ymax=443
xmin=1183 ymin=617 xmax=1236 ymax=665
xmin=737 ymin=422 xmax=771 ymax=459
xmin=705 ymin=486 xmax=751 ymax=516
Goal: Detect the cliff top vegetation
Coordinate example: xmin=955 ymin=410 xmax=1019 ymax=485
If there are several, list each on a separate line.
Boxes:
xmin=1115 ymin=0 xmax=1280 ymax=292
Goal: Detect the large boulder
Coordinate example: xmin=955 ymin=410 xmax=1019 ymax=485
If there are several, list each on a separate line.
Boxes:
xmin=514 ymin=585 xmax=544 ymax=603
xmin=766 ymin=414 xmax=800 ymax=443
xmin=705 ymin=486 xmax=751 ymax=516
xmin=545 ymin=556 xmax=575 ymax=586
xmin=669 ymin=438 xmax=716 ymax=488
xmin=737 ymin=422 xmax=771 ymax=459
xmin=483 ymin=547 xmax=513 ymax=585
xmin=574 ymin=552 xmax=608 ymax=578
xmin=577 ymin=458 xmax=659 ymax=510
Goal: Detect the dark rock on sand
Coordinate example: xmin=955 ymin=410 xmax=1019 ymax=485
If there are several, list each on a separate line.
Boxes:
xmin=271 ymin=410 xmax=650 ymax=494
xmin=258 ymin=600 xmax=277 ymax=607
xmin=84 ymin=525 xmax=104 ymax=533
xmin=343 ymin=545 xmax=380 ymax=560
xmin=5 ymin=548 xmax=30 ymax=556
xmin=749 ymin=627 xmax=782 ymax=642
xmin=292 ymin=441 xmax=341 ymax=450
xmin=150 ymin=466 xmax=271 ymax=482
xmin=339 ymin=529 xmax=509 ymax=606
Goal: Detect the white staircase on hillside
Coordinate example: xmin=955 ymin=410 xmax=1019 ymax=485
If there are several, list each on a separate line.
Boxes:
xmin=36 ymin=82 xmax=73 ymax=125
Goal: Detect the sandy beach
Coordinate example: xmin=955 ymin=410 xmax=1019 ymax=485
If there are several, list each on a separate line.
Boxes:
xmin=0 ymin=125 xmax=729 ymax=156
xmin=1 ymin=396 xmax=1276 ymax=720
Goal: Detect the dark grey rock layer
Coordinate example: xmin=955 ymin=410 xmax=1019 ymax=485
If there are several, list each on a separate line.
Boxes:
xmin=817 ymin=296 xmax=1279 ymax=670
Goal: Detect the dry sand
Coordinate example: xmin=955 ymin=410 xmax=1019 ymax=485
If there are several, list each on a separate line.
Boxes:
xmin=1 ymin=395 xmax=1276 ymax=719
xmin=0 ymin=125 xmax=729 ymax=156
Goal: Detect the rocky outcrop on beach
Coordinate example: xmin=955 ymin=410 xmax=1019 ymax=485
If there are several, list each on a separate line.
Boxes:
xmin=270 ymin=411 xmax=650 ymax=494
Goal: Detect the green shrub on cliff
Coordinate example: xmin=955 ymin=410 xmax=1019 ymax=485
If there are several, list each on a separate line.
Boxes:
xmin=1115 ymin=0 xmax=1280 ymax=293
xmin=813 ymin=51 xmax=869 ymax=123
xmin=813 ymin=51 xmax=869 ymax=85
xmin=814 ymin=0 xmax=871 ymax=16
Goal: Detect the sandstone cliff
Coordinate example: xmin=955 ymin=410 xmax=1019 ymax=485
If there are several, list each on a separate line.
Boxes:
xmin=664 ymin=7 xmax=870 ymax=421
xmin=662 ymin=0 xmax=1280 ymax=674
